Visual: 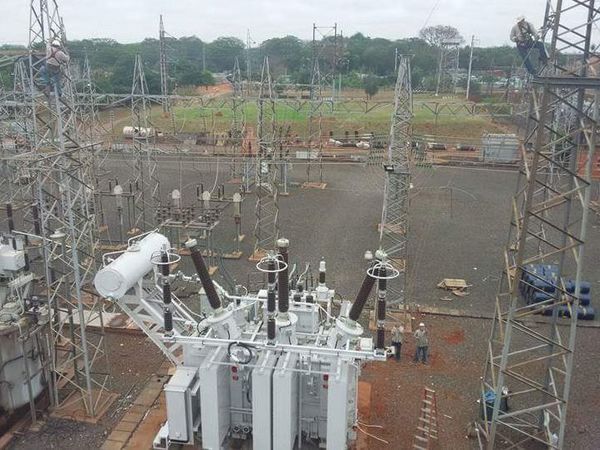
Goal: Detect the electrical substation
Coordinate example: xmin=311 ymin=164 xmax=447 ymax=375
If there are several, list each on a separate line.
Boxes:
xmin=1 ymin=1 xmax=600 ymax=449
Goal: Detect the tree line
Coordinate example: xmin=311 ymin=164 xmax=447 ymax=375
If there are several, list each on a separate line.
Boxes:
xmin=0 ymin=25 xmax=524 ymax=95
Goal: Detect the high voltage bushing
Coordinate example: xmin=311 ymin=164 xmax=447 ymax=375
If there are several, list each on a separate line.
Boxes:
xmin=186 ymin=238 xmax=222 ymax=310
xmin=376 ymin=266 xmax=387 ymax=350
xmin=267 ymin=259 xmax=277 ymax=342
xmin=277 ymin=238 xmax=289 ymax=314
xmin=348 ymin=268 xmax=378 ymax=322
xmin=161 ymin=251 xmax=173 ymax=334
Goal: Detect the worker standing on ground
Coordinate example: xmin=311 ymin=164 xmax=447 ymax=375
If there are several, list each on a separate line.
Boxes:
xmin=42 ymin=39 xmax=70 ymax=97
xmin=391 ymin=324 xmax=404 ymax=361
xmin=414 ymin=322 xmax=429 ymax=364
xmin=510 ymin=16 xmax=548 ymax=76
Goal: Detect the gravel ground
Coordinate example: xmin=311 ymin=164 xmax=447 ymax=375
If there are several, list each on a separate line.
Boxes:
xmin=361 ymin=314 xmax=600 ymax=450
xmin=9 ymin=333 xmax=165 ymax=450
xmin=106 ymin=158 xmax=598 ymax=318
xmin=8 ymin=159 xmax=600 ymax=448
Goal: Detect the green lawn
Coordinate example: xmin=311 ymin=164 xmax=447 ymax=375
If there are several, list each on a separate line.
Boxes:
xmin=148 ymin=93 xmax=507 ymax=140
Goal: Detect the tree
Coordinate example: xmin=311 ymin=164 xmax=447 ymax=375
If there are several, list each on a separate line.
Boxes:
xmin=419 ymin=25 xmax=464 ymax=47
xmin=261 ymin=36 xmax=308 ymax=75
xmin=363 ymin=76 xmax=379 ymax=99
xmin=206 ymin=37 xmax=245 ymax=72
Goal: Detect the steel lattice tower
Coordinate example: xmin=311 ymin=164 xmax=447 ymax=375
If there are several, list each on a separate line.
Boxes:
xmin=480 ymin=1 xmax=599 ymax=448
xmin=379 ymin=56 xmax=413 ymax=307
xmin=312 ymin=23 xmax=339 ymax=100
xmin=230 ymin=57 xmax=246 ymax=185
xmin=131 ymin=54 xmax=161 ymax=231
xmin=252 ymin=57 xmax=279 ymax=257
xmin=159 ymin=15 xmax=170 ymax=114
xmin=435 ymin=39 xmax=461 ymax=95
xmin=305 ymin=59 xmax=325 ymax=186
xmin=27 ymin=0 xmax=111 ymax=418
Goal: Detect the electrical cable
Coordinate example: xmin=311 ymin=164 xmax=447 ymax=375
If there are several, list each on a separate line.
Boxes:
xmin=227 ymin=341 xmax=254 ymax=365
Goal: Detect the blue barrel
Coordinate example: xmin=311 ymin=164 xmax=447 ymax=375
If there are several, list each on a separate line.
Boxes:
xmin=565 ymin=280 xmax=591 ymax=295
xmin=541 ymin=305 xmax=595 ymax=319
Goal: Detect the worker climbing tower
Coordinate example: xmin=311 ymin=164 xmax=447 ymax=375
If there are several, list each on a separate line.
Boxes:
xmin=27 ymin=0 xmax=112 ymax=418
xmin=480 ymin=1 xmax=599 ymax=448
xmin=379 ymin=55 xmax=413 ymax=307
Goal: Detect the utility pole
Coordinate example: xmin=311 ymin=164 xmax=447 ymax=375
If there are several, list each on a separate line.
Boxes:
xmin=466 ymin=35 xmax=475 ymax=100
xmin=480 ymin=1 xmax=599 ymax=448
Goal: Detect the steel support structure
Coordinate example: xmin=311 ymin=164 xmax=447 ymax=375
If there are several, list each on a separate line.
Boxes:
xmin=480 ymin=1 xmax=599 ymax=448
xmin=27 ymin=0 xmax=111 ymax=418
xmin=230 ymin=57 xmax=246 ymax=186
xmin=312 ymin=23 xmax=339 ymax=101
xmin=435 ymin=39 xmax=461 ymax=96
xmin=379 ymin=56 xmax=412 ymax=307
xmin=131 ymin=54 xmax=161 ymax=231
xmin=252 ymin=57 xmax=279 ymax=257
xmin=159 ymin=15 xmax=170 ymax=114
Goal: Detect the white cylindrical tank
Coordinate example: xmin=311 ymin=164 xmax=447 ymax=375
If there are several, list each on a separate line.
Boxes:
xmin=94 ymin=233 xmax=170 ymax=299
xmin=122 ymin=126 xmax=155 ymax=139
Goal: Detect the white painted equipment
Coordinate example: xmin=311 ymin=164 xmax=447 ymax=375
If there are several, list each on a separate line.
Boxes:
xmin=95 ymin=232 xmax=391 ymax=450
xmin=94 ymin=232 xmax=170 ymax=299
xmin=122 ymin=125 xmax=155 ymax=139
xmin=0 ymin=233 xmax=48 ymax=417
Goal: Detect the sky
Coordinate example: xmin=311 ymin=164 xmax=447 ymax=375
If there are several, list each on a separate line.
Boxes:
xmin=1 ymin=0 xmax=548 ymax=47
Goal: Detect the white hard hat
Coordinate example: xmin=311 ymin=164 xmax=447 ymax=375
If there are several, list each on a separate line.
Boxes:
xmin=516 ymin=16 xmax=525 ymax=22
xmin=419 ymin=322 xmax=425 ymax=327
xmin=51 ymin=39 xmax=61 ymax=47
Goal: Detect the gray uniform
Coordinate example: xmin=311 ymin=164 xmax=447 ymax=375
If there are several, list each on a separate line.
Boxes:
xmin=46 ymin=45 xmax=70 ymax=68
xmin=510 ymin=21 xmax=538 ymax=44
xmin=414 ymin=327 xmax=429 ymax=363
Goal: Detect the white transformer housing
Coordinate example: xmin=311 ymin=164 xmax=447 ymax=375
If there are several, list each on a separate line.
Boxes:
xmin=0 ymin=245 xmax=26 ymax=276
xmin=94 ymin=233 xmax=170 ymax=299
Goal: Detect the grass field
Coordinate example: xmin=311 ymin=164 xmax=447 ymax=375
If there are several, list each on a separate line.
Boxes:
xmin=103 ymin=91 xmax=509 ymax=143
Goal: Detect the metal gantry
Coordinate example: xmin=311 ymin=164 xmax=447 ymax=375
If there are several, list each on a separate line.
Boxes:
xmin=312 ymin=23 xmax=339 ymax=100
xmin=252 ymin=57 xmax=279 ymax=257
xmin=159 ymin=15 xmax=170 ymax=114
xmin=131 ymin=54 xmax=161 ymax=231
xmin=480 ymin=1 xmax=599 ymax=448
xmin=27 ymin=0 xmax=111 ymax=418
xmin=230 ymin=57 xmax=246 ymax=186
xmin=435 ymin=39 xmax=461 ymax=95
xmin=379 ymin=56 xmax=413 ymax=307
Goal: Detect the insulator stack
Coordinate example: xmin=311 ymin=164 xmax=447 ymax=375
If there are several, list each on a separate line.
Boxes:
xmin=186 ymin=239 xmax=222 ymax=310
xmin=161 ymin=251 xmax=173 ymax=333
xmin=348 ymin=269 xmax=377 ymax=322
xmin=376 ymin=266 xmax=387 ymax=350
xmin=267 ymin=259 xmax=277 ymax=342
xmin=277 ymin=239 xmax=289 ymax=314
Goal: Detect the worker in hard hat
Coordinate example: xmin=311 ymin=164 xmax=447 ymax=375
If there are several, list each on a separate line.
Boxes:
xmin=42 ymin=38 xmax=70 ymax=97
xmin=510 ymin=16 xmax=548 ymax=75
xmin=391 ymin=324 xmax=404 ymax=361
xmin=413 ymin=322 xmax=429 ymax=364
